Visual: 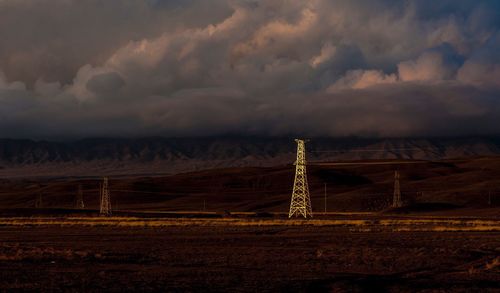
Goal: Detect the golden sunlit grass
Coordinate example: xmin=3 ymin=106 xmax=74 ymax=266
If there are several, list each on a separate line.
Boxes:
xmin=486 ymin=257 xmax=500 ymax=270
xmin=0 ymin=217 xmax=499 ymax=231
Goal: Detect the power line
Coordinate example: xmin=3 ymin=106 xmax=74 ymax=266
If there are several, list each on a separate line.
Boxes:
xmin=110 ymin=189 xmax=174 ymax=195
xmin=310 ymin=161 xmax=429 ymax=166
xmin=311 ymin=148 xmax=426 ymax=153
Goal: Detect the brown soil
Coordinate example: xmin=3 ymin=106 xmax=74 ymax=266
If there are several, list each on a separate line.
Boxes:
xmin=0 ymin=226 xmax=499 ymax=292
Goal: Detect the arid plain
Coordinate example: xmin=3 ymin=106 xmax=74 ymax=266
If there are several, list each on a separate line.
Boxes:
xmin=0 ymin=157 xmax=499 ymax=291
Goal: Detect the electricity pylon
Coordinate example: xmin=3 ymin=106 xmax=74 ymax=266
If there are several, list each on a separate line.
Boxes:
xmin=392 ymin=170 xmax=403 ymax=208
xmin=75 ymin=184 xmax=85 ymax=209
xmin=100 ymin=177 xmax=112 ymax=216
xmin=289 ymin=139 xmax=313 ymax=218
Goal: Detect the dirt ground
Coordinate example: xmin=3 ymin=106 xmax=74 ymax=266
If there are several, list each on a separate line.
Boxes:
xmin=0 ymin=225 xmax=499 ymax=292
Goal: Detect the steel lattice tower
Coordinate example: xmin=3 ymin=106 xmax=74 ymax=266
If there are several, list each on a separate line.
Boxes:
xmin=392 ymin=170 xmax=403 ymax=208
xmin=100 ymin=177 xmax=112 ymax=216
xmin=289 ymin=139 xmax=312 ymax=218
xmin=75 ymin=184 xmax=85 ymax=209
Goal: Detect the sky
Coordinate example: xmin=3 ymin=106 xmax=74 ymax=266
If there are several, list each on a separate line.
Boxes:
xmin=1 ymin=0 xmax=500 ymax=139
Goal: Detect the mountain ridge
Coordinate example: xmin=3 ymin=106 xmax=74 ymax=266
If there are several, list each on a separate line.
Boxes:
xmin=1 ymin=136 xmax=500 ymax=177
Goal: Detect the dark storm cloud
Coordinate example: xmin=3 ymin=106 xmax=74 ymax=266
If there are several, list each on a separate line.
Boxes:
xmin=1 ymin=0 xmax=500 ymax=138
xmin=86 ymin=72 xmax=125 ymax=95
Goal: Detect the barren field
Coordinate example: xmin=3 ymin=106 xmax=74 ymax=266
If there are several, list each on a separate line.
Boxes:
xmin=1 ymin=157 xmax=499 ymax=292
xmin=1 ymin=157 xmax=500 ymax=216
xmin=0 ymin=219 xmax=499 ymax=292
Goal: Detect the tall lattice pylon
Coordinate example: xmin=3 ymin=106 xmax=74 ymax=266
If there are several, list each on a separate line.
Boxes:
xmin=100 ymin=177 xmax=112 ymax=216
xmin=289 ymin=139 xmax=313 ymax=218
xmin=75 ymin=184 xmax=85 ymax=209
xmin=392 ymin=170 xmax=403 ymax=208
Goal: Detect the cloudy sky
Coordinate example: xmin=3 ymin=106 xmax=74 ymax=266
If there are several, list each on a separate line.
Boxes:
xmin=1 ymin=0 xmax=500 ymax=139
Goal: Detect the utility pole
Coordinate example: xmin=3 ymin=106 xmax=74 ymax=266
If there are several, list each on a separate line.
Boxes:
xmin=392 ymin=170 xmax=403 ymax=208
xmin=35 ymin=190 xmax=43 ymax=208
xmin=289 ymin=139 xmax=312 ymax=218
xmin=75 ymin=184 xmax=85 ymax=209
xmin=100 ymin=177 xmax=112 ymax=216
xmin=324 ymin=183 xmax=327 ymax=213
xmin=488 ymin=191 xmax=492 ymax=206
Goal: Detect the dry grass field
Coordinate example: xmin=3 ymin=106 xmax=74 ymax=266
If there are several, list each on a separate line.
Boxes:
xmin=1 ymin=157 xmax=499 ymax=291
xmin=0 ymin=222 xmax=499 ymax=292
xmin=0 ymin=216 xmax=500 ymax=232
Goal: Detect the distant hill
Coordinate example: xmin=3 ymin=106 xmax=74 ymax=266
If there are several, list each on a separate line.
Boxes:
xmin=1 ymin=137 xmax=500 ymax=177
xmin=1 ymin=157 xmax=499 ymax=215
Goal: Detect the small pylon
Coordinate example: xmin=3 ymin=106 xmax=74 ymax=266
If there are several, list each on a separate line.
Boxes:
xmin=100 ymin=177 xmax=112 ymax=216
xmin=392 ymin=170 xmax=403 ymax=208
xmin=75 ymin=184 xmax=85 ymax=209
xmin=289 ymin=139 xmax=313 ymax=218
